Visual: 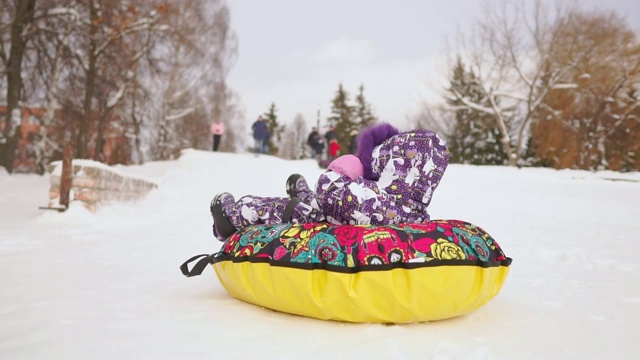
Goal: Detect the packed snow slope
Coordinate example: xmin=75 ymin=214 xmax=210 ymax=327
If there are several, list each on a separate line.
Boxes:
xmin=1 ymin=149 xmax=639 ymax=359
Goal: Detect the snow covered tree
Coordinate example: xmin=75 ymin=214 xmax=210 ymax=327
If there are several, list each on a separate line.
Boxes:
xmin=0 ymin=0 xmax=239 ymax=169
xmin=449 ymin=0 xmax=584 ymax=166
xmin=29 ymin=3 xmax=79 ymax=172
xmin=529 ymin=10 xmax=640 ymax=171
xmin=67 ymin=0 xmax=163 ymax=159
xmin=445 ymin=56 xmax=507 ymax=165
xmin=141 ymin=1 xmax=238 ymax=161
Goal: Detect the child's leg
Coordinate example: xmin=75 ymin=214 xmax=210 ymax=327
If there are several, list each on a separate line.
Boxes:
xmin=223 ymin=195 xmax=289 ymax=229
xmin=211 ymin=193 xmax=238 ymax=240
xmin=290 ymin=178 xmax=325 ymax=224
xmin=223 ymin=191 xmax=323 ymax=230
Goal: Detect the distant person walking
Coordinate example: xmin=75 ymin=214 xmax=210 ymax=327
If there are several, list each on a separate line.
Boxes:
xmin=210 ymin=120 xmax=224 ymax=152
xmin=251 ymin=115 xmax=270 ymax=154
xmin=307 ymin=127 xmax=324 ymax=160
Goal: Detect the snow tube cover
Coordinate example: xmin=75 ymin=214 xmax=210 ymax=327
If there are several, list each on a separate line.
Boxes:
xmin=211 ymin=220 xmax=512 ymax=323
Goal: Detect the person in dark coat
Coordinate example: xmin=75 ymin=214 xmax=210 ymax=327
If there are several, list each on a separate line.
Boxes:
xmin=251 ymin=115 xmax=270 ymax=154
xmin=307 ymin=127 xmax=324 ymax=160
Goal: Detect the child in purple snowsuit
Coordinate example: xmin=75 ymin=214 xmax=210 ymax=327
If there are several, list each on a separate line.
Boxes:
xmin=317 ymin=124 xmax=449 ymax=225
xmin=211 ymin=123 xmax=450 ymax=240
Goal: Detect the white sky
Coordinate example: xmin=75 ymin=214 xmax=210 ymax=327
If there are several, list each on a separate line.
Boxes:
xmin=225 ymin=0 xmax=640 ymax=128
xmin=1 ymin=150 xmax=639 ymax=358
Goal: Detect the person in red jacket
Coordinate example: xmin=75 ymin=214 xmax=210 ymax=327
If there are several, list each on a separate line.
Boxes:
xmin=328 ymin=138 xmax=341 ymax=160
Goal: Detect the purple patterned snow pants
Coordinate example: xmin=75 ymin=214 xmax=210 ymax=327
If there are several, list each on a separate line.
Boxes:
xmin=222 ymin=183 xmax=325 ymax=230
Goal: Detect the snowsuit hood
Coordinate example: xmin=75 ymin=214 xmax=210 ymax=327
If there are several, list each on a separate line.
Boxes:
xmin=358 ymin=123 xmax=400 ymax=180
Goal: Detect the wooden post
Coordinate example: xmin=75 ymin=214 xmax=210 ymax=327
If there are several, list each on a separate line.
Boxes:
xmin=59 ymin=144 xmax=73 ymax=208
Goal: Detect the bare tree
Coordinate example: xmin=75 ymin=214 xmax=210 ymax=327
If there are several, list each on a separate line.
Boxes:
xmin=1 ymin=0 xmax=240 ymax=170
xmin=147 ymin=1 xmax=238 ymax=160
xmin=448 ymin=0 xmax=584 ymax=166
xmin=530 ymin=10 xmax=640 ymax=170
xmin=29 ymin=3 xmax=83 ymax=165
xmin=279 ymin=113 xmax=308 ymax=159
xmin=0 ymin=0 xmax=36 ymax=173
xmin=70 ymin=0 xmax=171 ymax=159
xmin=410 ymin=104 xmax=454 ymax=142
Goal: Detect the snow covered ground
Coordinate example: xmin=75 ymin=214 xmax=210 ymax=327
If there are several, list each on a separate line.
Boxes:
xmin=1 ymin=149 xmax=639 ymax=359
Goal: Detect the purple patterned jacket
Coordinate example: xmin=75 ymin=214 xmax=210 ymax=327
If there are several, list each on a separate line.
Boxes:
xmin=316 ymin=125 xmax=450 ymax=225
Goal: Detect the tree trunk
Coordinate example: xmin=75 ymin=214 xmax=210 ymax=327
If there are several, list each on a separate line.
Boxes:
xmin=487 ymin=95 xmax=516 ymax=166
xmin=78 ymin=0 xmax=98 ymax=159
xmin=1 ymin=0 xmax=36 ymax=174
xmin=130 ymin=84 xmax=144 ymax=164
xmin=95 ymin=107 xmax=107 ymax=162
xmin=37 ymin=33 xmax=68 ymax=173
xmin=59 ymin=144 xmax=73 ymax=208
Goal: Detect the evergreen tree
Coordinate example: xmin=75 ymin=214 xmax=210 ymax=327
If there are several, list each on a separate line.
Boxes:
xmin=263 ymin=102 xmax=284 ymax=156
xmin=353 ymin=84 xmax=377 ymax=131
xmin=445 ymin=56 xmax=507 ymax=165
xmin=327 ymin=84 xmax=355 ymax=151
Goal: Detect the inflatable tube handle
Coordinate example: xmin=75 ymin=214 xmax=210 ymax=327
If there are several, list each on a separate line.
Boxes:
xmin=180 ymin=254 xmax=212 ymax=277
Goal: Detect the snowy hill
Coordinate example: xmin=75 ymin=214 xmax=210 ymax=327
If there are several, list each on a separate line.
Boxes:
xmin=1 ymin=149 xmax=639 ymax=359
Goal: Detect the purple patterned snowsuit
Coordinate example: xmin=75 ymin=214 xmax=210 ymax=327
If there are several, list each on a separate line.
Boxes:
xmin=221 ymin=129 xmax=449 ymax=229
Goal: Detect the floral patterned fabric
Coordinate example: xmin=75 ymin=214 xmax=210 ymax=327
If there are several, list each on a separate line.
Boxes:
xmin=219 ymin=220 xmax=509 ymax=267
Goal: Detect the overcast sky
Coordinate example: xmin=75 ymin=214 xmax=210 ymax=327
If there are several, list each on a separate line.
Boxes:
xmin=225 ymin=0 xmax=640 ymax=129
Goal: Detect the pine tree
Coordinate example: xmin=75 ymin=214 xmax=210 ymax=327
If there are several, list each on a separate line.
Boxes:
xmin=353 ymin=84 xmax=377 ymax=131
xmin=327 ymin=84 xmax=355 ymax=151
xmin=445 ymin=57 xmax=507 ymax=165
xmin=263 ymin=102 xmax=284 ymax=156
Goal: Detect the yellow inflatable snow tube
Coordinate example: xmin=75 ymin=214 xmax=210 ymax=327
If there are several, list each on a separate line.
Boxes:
xmin=205 ymin=220 xmax=511 ymax=323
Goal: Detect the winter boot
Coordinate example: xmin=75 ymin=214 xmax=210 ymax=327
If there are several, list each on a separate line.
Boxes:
xmin=286 ymin=173 xmax=311 ymax=199
xmin=286 ymin=174 xmax=302 ymax=198
xmin=210 ymin=192 xmax=237 ymax=241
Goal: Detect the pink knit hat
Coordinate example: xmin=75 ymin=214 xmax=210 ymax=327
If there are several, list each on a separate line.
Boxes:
xmin=327 ymin=155 xmax=364 ymax=180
